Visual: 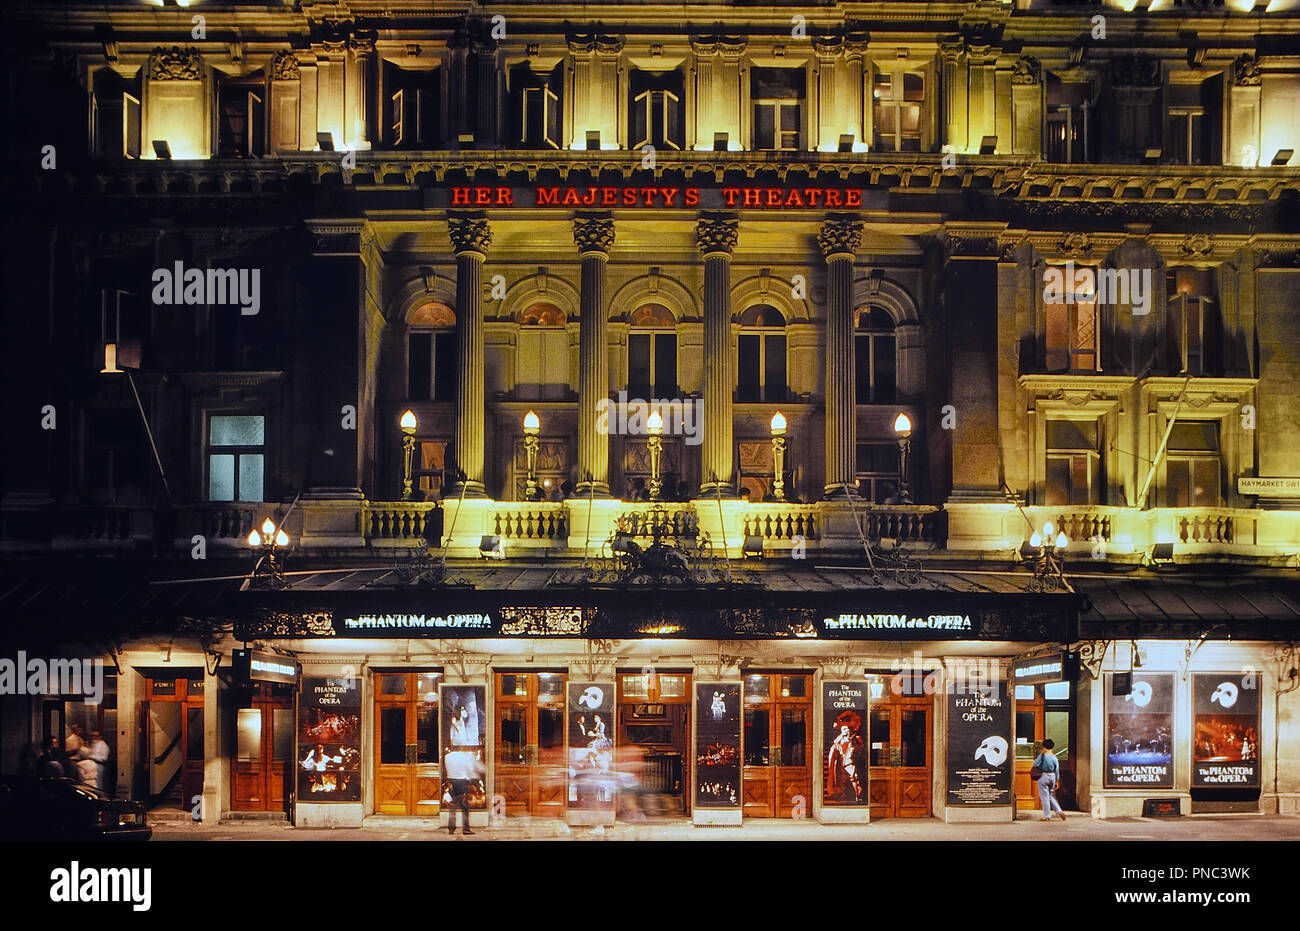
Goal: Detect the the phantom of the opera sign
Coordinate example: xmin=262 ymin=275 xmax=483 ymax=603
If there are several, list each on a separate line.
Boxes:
xmin=946 ymin=680 xmax=1013 ymax=807
xmin=298 ymin=676 xmax=361 ymax=802
xmin=1104 ymin=673 xmax=1174 ymax=788
xmin=1192 ymin=673 xmax=1260 ymax=788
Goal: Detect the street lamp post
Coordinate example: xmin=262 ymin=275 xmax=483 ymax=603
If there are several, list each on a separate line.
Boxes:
xmin=647 ymin=410 xmax=664 ymax=501
xmin=770 ymin=411 xmax=788 ymax=502
xmin=523 ymin=409 xmax=541 ymax=501
xmin=893 ymin=411 xmax=913 ymax=505
xmin=1026 ymin=520 xmax=1069 ymax=591
xmin=246 ymin=516 xmax=290 ymax=589
xmin=400 ymin=409 xmax=417 ymax=501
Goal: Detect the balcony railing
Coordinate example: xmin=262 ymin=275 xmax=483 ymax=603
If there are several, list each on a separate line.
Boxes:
xmin=743 ymin=504 xmax=819 ymax=542
xmin=492 ymin=504 xmax=568 ymax=541
xmin=363 ymin=502 xmax=440 ymax=544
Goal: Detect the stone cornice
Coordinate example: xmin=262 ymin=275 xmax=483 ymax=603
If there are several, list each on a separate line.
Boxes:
xmin=304 ymin=219 xmax=372 ymax=256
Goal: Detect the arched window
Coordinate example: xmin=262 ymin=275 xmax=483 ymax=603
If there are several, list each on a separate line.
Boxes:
xmin=517 ymin=302 xmax=568 ymax=401
xmin=407 ymin=302 xmax=456 ymax=401
xmin=737 ymin=304 xmax=787 ymax=402
xmin=855 ymin=306 xmax=896 ymax=404
xmin=627 ymin=302 xmax=677 ymax=398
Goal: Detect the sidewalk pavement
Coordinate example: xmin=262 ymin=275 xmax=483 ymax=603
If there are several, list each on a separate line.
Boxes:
xmin=151 ymin=810 xmax=1300 ymax=842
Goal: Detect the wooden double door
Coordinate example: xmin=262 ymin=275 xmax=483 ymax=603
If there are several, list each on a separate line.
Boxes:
xmin=138 ymin=674 xmax=205 ymax=810
xmin=742 ymin=673 xmax=813 ymax=818
xmin=867 ymin=676 xmax=932 ymax=818
xmin=494 ymin=672 xmax=566 ymax=817
xmin=374 ymin=671 xmax=443 ymax=816
xmin=231 ymin=684 xmax=293 ymax=812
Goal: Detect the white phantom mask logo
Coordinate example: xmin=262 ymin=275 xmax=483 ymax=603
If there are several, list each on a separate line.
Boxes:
xmin=1210 ymin=682 xmax=1238 ymax=709
xmin=578 ymin=686 xmax=604 ymax=709
xmin=1125 ymin=681 xmax=1153 ymax=708
xmin=974 ymin=736 xmax=1009 ymax=768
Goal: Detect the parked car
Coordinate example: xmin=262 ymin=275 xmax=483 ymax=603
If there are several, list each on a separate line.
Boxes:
xmin=0 ymin=777 xmax=151 ymax=841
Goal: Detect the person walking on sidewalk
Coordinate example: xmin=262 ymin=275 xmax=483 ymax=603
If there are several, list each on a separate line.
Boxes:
xmin=1034 ymin=739 xmax=1065 ymax=821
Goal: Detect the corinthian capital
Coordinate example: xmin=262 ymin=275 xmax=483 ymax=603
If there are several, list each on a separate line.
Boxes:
xmin=448 ymin=217 xmax=492 ymax=256
xmin=817 ymin=220 xmax=863 ymax=259
xmin=573 ymin=218 xmax=615 ymax=256
xmin=695 ymin=217 xmax=738 ymax=257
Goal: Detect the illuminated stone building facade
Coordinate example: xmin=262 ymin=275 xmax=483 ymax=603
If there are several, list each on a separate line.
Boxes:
xmin=3 ymin=0 xmax=1299 ymax=828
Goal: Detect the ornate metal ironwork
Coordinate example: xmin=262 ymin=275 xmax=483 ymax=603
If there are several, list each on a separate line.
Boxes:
xmin=576 ymin=504 xmax=751 ymax=587
xmin=235 ymin=610 xmax=334 ymax=641
xmin=499 ymin=606 xmax=594 ymax=636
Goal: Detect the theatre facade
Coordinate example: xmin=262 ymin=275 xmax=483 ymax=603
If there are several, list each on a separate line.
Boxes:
xmin=2 ymin=0 xmax=1300 ymax=830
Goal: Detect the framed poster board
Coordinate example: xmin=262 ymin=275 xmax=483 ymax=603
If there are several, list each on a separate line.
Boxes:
xmin=1104 ymin=673 xmax=1174 ymax=788
xmin=1192 ymin=673 xmax=1260 ymax=788
xmin=568 ymin=682 xmax=617 ymax=811
xmin=298 ymin=676 xmax=361 ymax=801
xmin=822 ymin=681 xmax=868 ymax=806
xmin=694 ymin=683 xmax=740 ymax=809
xmin=946 ymin=679 xmax=1012 ymax=806
xmin=441 ymin=684 xmax=487 ymax=810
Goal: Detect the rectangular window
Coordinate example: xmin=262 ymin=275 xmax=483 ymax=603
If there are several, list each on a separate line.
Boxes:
xmin=1164 ymin=78 xmax=1221 ymax=166
xmin=751 ymin=67 xmax=805 ymax=151
xmin=93 ymin=69 xmax=142 ymax=160
xmin=208 ymin=414 xmax=265 ymax=502
xmin=216 ymin=80 xmax=266 ymax=158
xmin=1045 ymin=419 xmax=1102 ymax=506
xmin=873 ymin=70 xmax=924 ymax=153
xmin=1164 ymin=421 xmax=1221 ymax=507
xmin=630 ymin=70 xmax=685 ymax=150
xmin=385 ymin=64 xmax=440 ymax=148
xmin=855 ymin=333 xmax=897 ymax=404
xmin=737 ymin=333 xmax=787 ymax=403
xmin=628 ymin=333 xmax=678 ymax=398
xmin=86 ymin=408 xmax=148 ymax=504
xmin=407 ymin=332 xmax=457 ymax=401
xmin=1166 ymin=268 xmax=1220 ymax=376
xmin=517 ymin=328 xmax=568 ymax=401
xmin=413 ymin=439 xmax=449 ymax=498
xmin=855 ymin=442 xmax=899 ymax=503
xmin=1046 ymin=78 xmax=1090 ymax=163
xmin=1045 ymin=267 xmax=1098 ymax=373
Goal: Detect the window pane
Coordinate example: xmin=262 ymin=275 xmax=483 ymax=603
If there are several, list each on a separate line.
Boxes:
xmin=745 ymin=675 xmax=770 ymax=699
xmin=380 ymin=675 xmax=407 ymax=696
xmin=1015 ymin=685 xmax=1036 ymax=701
xmin=237 ymin=708 xmax=261 ymax=762
xmin=754 ymin=104 xmax=775 ymax=149
xmin=1069 ymin=454 xmax=1091 ymax=505
xmin=538 ymin=708 xmax=564 ymax=763
xmin=875 ymin=335 xmax=896 ymax=403
xmin=628 ymin=334 xmax=651 ymax=394
xmin=408 ymin=332 xmax=432 ymax=400
xmin=1044 ymin=681 xmax=1070 ymax=701
xmin=1169 ymin=422 xmax=1218 ymax=452
xmin=1192 ymin=458 xmax=1220 ymax=506
xmin=781 ymin=708 xmax=807 ymax=766
xmin=780 ymin=104 xmax=800 ymax=133
xmin=1045 ymin=711 xmax=1070 ymax=761
xmin=186 ymin=708 xmax=204 ymax=761
xmin=764 ymin=335 xmax=786 ymax=401
xmin=855 ymin=335 xmax=872 ymax=404
xmin=1045 ymin=457 xmax=1070 ymax=506
xmin=899 ymin=710 xmax=926 ymax=766
xmin=901 ymin=104 xmax=921 ymax=133
xmin=654 ymin=333 xmax=676 ymax=397
xmin=874 ymin=74 xmax=893 ymax=101
xmin=238 ymin=454 xmax=264 ymax=503
xmin=869 ymin=710 xmax=890 ymax=766
xmin=875 ymin=106 xmax=896 ymax=134
xmin=744 ymin=709 xmax=770 ymax=765
xmin=1166 ymin=460 xmax=1191 ymax=507
xmin=272 ymin=708 xmax=293 ymax=762
xmin=622 ymin=675 xmax=649 ymax=699
xmin=210 ymin=415 xmax=264 ymax=446
xmin=657 ymin=675 xmax=687 ymax=698
xmin=1047 ymin=420 xmax=1097 ymax=450
xmin=1015 ymin=711 xmax=1036 ymax=759
xmin=499 ymin=707 xmax=527 ymax=764
xmin=738 ymin=334 xmax=760 ymax=400
xmin=902 ymin=72 xmax=924 ymax=101
xmin=1045 ymin=304 xmax=1068 ymax=371
xmin=416 ymin=706 xmax=438 ymax=764
xmin=780 ymin=675 xmax=806 ymax=698
xmin=209 ymin=454 xmax=235 ymax=501
xmin=380 ymin=708 xmax=407 ymax=765
xmin=434 ymin=332 xmax=458 ymax=401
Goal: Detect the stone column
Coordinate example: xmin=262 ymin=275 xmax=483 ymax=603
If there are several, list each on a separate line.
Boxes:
xmin=575 ymin=217 xmax=615 ymax=497
xmin=448 ymin=217 xmax=492 ymax=496
xmin=696 ymin=216 xmax=739 ymax=495
xmin=818 ymin=219 xmax=863 ymax=497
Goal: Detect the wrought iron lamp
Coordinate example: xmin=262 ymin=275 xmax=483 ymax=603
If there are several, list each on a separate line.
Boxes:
xmin=647 ymin=410 xmax=664 ymax=501
xmin=400 ymin=409 xmax=417 ymax=501
xmin=247 ymin=517 xmax=290 ymax=589
xmin=523 ymin=409 xmax=541 ymax=501
xmin=770 ymin=411 xmax=788 ymax=502
xmin=1025 ymin=520 xmax=1069 ymax=592
xmin=893 ymin=411 xmax=913 ymax=504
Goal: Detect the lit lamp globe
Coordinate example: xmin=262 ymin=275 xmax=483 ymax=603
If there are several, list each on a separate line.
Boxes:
xmin=400 ymin=409 xmax=418 ymax=436
xmin=1055 ymin=531 xmax=1068 ymax=550
xmin=523 ymin=410 xmax=540 ymax=436
xmin=893 ymin=412 xmax=913 ymax=437
xmin=770 ymin=411 xmax=787 ymax=437
xmin=247 ymin=528 xmax=262 ymax=547
xmin=647 ymin=411 xmax=664 ymax=435
xmin=261 ymin=518 xmax=276 ymax=538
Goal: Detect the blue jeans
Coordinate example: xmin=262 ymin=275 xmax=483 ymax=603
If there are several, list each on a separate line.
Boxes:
xmin=1038 ymin=772 xmax=1064 ymax=818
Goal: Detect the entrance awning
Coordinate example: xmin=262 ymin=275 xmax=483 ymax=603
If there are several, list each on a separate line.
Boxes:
xmin=1071 ymin=573 xmax=1300 ymax=640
